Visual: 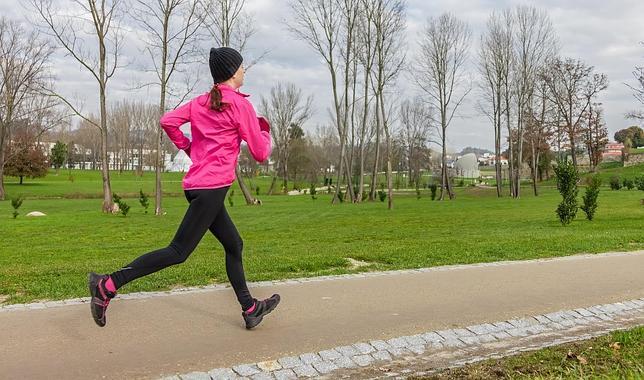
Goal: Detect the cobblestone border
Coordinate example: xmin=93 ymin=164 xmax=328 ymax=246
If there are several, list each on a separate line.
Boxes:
xmin=159 ymin=298 xmax=644 ymax=380
xmin=1 ymin=251 xmax=640 ymax=313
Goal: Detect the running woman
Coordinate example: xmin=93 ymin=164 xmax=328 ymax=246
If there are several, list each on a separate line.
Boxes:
xmin=88 ymin=47 xmax=280 ymax=330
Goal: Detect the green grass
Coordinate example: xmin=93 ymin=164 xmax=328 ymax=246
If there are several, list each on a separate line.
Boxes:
xmin=630 ymin=148 xmax=644 ymax=154
xmin=539 ymin=162 xmax=644 ymax=187
xmin=1 ymin=182 xmax=642 ymax=304
xmin=3 ymin=169 xmax=277 ymax=199
xmin=417 ymin=326 xmax=644 ymax=379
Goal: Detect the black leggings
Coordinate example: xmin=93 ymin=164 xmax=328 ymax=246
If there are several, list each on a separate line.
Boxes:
xmin=109 ymin=187 xmax=254 ymax=310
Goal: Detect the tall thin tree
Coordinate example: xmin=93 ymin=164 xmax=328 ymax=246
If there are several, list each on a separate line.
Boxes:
xmin=415 ymin=13 xmax=471 ymax=201
xmin=31 ymin=0 xmax=124 ymax=212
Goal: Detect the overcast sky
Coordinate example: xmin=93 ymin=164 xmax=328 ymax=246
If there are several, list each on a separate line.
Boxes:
xmin=2 ymin=0 xmax=643 ymax=152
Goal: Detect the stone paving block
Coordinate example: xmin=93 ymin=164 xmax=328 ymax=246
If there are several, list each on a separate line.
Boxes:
xmin=387 ymin=337 xmax=409 ymax=348
xmin=421 ymin=332 xmax=444 ymax=343
xmin=233 ymin=364 xmax=261 ymax=377
xmin=453 ymin=328 xmax=475 ymax=337
xmin=352 ymin=354 xmax=375 ymax=367
xmin=405 ymin=335 xmax=427 ymax=346
xmin=312 ymin=361 xmax=339 ymax=374
xmin=318 ymin=349 xmax=342 ymax=361
xmin=277 ymin=357 xmax=302 ymax=369
xmin=388 ymin=347 xmax=412 ymax=357
xmin=332 ymin=356 xmax=357 ymax=369
xmin=574 ymin=308 xmax=594 ymax=317
xmin=467 ymin=323 xmax=497 ymax=335
xmin=208 ymin=368 xmax=239 ymax=380
xmin=369 ymin=340 xmax=392 ymax=351
xmin=353 ymin=342 xmax=376 ymax=354
xmin=459 ymin=336 xmax=481 ymax=345
xmin=443 ymin=339 xmax=466 ymax=348
xmin=180 ymin=372 xmax=211 ymax=380
xmin=506 ymin=328 xmax=530 ymax=337
xmin=492 ymin=331 xmax=512 ymax=340
xmin=478 ymin=334 xmax=497 ymax=343
xmin=272 ymin=369 xmax=296 ymax=380
xmin=534 ymin=315 xmax=551 ymax=324
xmin=250 ymin=373 xmax=273 ymax=380
xmin=257 ymin=361 xmax=281 ymax=372
xmin=292 ymin=365 xmax=318 ymax=378
xmin=299 ymin=353 xmax=322 ymax=365
xmin=436 ymin=329 xmax=459 ymax=340
xmin=492 ymin=321 xmax=513 ymax=331
xmin=372 ymin=350 xmax=392 ymax=361
xmin=336 ymin=345 xmax=360 ymax=357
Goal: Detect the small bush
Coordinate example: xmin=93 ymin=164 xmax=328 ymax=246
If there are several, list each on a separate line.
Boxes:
xmin=581 ymin=175 xmax=601 ymax=221
xmin=337 ymin=189 xmax=345 ymax=203
xmin=112 ymin=193 xmax=130 ymax=217
xmin=623 ymin=178 xmax=635 ymax=190
xmin=609 ymin=176 xmax=622 ymax=190
xmin=378 ymin=189 xmax=387 ymax=202
xmin=310 ymin=184 xmax=317 ymax=200
xmin=635 ymin=175 xmax=644 ymax=191
xmin=255 ymin=186 xmax=260 ymax=196
xmin=554 ymin=160 xmax=579 ymax=226
xmin=139 ymin=189 xmax=150 ymax=213
xmin=429 ymin=184 xmax=437 ymax=200
xmin=11 ymin=196 xmax=24 ymax=219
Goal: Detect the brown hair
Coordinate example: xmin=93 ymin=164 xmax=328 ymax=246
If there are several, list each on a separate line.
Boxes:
xmin=209 ymin=85 xmax=229 ymax=111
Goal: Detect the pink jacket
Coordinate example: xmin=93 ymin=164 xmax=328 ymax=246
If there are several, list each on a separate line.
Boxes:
xmin=160 ymin=84 xmax=271 ymax=190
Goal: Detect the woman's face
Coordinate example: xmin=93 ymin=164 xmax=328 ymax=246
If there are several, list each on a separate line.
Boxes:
xmin=231 ymin=65 xmax=245 ymax=88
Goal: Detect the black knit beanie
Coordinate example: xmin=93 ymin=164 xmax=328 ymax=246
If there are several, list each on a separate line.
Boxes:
xmin=209 ymin=47 xmax=243 ymax=84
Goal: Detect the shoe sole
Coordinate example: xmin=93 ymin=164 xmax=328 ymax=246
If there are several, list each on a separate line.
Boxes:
xmin=88 ymin=272 xmax=106 ymax=327
xmin=245 ymin=295 xmax=281 ymax=330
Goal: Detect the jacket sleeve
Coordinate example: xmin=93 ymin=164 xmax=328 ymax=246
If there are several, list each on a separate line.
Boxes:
xmin=237 ymin=99 xmax=272 ymax=162
xmin=159 ymin=101 xmax=192 ymax=151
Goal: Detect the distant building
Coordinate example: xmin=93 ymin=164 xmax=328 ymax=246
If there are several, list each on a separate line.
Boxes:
xmin=454 ymin=153 xmax=480 ymax=178
xmin=478 ymin=152 xmax=508 ymax=166
xmin=603 ymin=142 xmax=624 ymax=161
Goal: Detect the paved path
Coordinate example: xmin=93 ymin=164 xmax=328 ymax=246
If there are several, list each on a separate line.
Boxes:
xmin=1 ymin=251 xmax=643 ymax=380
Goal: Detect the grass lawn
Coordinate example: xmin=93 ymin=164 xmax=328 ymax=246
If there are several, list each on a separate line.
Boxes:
xmin=2 ymin=169 xmax=277 ymax=199
xmin=1 ymin=178 xmax=642 ymax=304
xmin=417 ymin=326 xmax=644 ymax=379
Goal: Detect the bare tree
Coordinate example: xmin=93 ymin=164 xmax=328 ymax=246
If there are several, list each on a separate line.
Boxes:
xmin=369 ymin=0 xmax=405 ymax=210
xmin=582 ymin=103 xmax=608 ymax=171
xmin=510 ymin=6 xmax=557 ymax=198
xmin=132 ymin=0 xmax=202 ymax=214
xmin=525 ymin=74 xmax=555 ymax=196
xmin=31 ymin=0 xmax=124 ymax=212
xmin=626 ymin=42 xmax=644 ymax=120
xmin=415 ymin=13 xmax=471 ymax=201
xmin=542 ymin=57 xmax=608 ymax=169
xmin=478 ymin=10 xmax=513 ymax=197
xmin=260 ymin=83 xmax=313 ymax=194
xmin=0 ymin=18 xmax=54 ymax=200
xmin=290 ymin=0 xmax=359 ymax=204
xmin=399 ymin=97 xmax=433 ymax=187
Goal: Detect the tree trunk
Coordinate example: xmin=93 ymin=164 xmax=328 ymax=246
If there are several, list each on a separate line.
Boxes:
xmin=267 ymin=175 xmax=277 ymax=195
xmin=0 ymin=128 xmax=6 ymax=200
xmin=369 ymin=100 xmax=381 ymax=201
xmin=236 ymin=165 xmax=255 ymax=204
xmin=99 ymin=84 xmax=113 ymax=213
xmin=380 ymin=93 xmax=393 ymax=210
xmin=495 ymin=107 xmax=502 ymax=197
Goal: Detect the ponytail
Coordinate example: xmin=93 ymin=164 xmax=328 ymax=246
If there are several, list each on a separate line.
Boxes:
xmin=209 ymin=84 xmax=228 ymax=111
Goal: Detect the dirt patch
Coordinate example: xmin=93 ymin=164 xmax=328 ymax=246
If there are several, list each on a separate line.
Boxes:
xmin=345 ymin=257 xmax=372 ymax=269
